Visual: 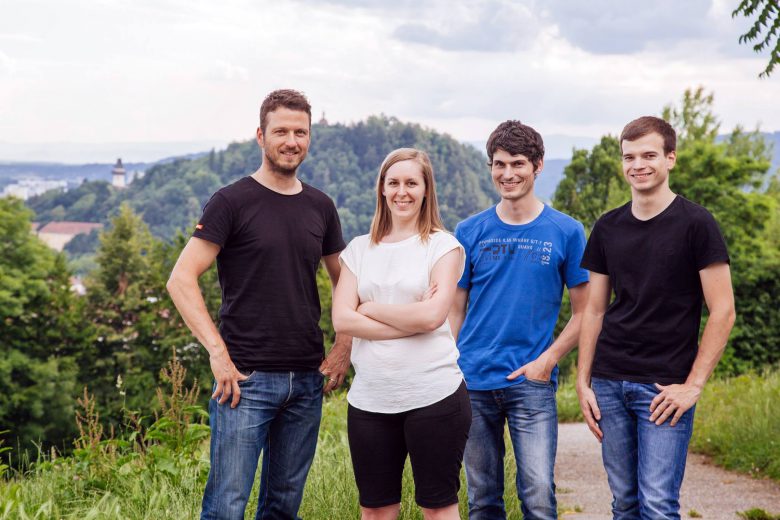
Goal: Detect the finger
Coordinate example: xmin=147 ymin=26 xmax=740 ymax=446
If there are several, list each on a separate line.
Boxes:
xmin=212 ymin=380 xmax=223 ymax=400
xmin=649 ymin=393 xmax=665 ymax=412
xmin=589 ymin=398 xmax=601 ymax=421
xmin=651 ymin=401 xmax=673 ymax=423
xmin=230 ymin=380 xmax=241 ymax=408
xmin=237 ymin=371 xmax=249 ymax=381
xmin=669 ymin=407 xmax=685 ymax=427
xmin=506 ymin=367 xmax=525 ymax=380
xmin=218 ymin=381 xmax=231 ymax=404
xmin=655 ymin=383 xmax=666 ymax=391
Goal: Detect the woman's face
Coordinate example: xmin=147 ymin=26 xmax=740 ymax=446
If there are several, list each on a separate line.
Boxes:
xmin=382 ymin=160 xmax=426 ymax=223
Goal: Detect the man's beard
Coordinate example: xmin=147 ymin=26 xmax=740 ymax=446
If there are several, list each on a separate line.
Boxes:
xmin=265 ymin=149 xmax=303 ymax=177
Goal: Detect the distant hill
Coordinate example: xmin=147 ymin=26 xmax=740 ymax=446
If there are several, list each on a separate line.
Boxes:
xmin=27 ymin=116 xmax=497 ymax=243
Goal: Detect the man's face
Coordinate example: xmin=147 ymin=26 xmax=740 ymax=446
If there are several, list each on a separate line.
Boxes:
xmin=490 ymin=148 xmax=541 ymax=202
xmin=621 ymin=132 xmax=676 ymax=194
xmin=257 ymin=107 xmax=311 ymax=176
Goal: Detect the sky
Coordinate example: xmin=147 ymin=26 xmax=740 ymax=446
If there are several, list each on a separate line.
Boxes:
xmin=0 ymin=0 xmax=777 ymax=162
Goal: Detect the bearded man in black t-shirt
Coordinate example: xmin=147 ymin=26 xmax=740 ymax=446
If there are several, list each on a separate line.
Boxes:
xmin=167 ymin=89 xmax=350 ymax=520
xmin=576 ymin=116 xmax=735 ymax=520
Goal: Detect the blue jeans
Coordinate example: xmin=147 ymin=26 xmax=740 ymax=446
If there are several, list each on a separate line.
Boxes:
xmin=464 ymin=379 xmax=558 ymax=520
xmin=200 ymin=370 xmax=323 ymax=520
xmin=592 ymin=377 xmax=695 ymax=520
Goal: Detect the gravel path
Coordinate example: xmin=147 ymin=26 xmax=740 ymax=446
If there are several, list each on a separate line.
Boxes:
xmin=555 ymin=423 xmax=780 ymax=519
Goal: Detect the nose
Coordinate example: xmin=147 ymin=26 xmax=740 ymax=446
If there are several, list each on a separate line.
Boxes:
xmin=633 ymin=157 xmax=646 ymax=170
xmin=284 ymin=132 xmax=297 ymax=147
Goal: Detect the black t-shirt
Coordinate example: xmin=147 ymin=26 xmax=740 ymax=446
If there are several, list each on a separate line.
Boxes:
xmin=193 ymin=176 xmax=345 ymax=371
xmin=580 ymin=196 xmax=729 ymax=384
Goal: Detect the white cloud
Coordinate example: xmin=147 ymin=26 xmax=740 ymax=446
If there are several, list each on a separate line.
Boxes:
xmin=0 ymin=0 xmax=777 ymax=159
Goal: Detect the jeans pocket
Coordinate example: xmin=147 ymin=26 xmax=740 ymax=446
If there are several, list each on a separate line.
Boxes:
xmin=525 ymin=377 xmax=553 ymax=386
xmin=237 ymin=370 xmax=257 ymax=384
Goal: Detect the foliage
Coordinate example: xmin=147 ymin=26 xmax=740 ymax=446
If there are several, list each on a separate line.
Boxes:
xmin=0 ymin=197 xmax=90 ymax=460
xmin=82 ymin=206 xmax=217 ymax=425
xmin=691 ymin=370 xmax=780 ymax=481
xmin=733 ymin=0 xmax=780 ymax=78
xmin=27 ymin=116 xmax=496 ymax=244
xmin=552 ymin=87 xmax=780 ymax=373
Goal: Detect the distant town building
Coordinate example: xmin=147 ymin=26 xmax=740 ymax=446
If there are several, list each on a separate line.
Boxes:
xmin=112 ymin=158 xmax=127 ymax=189
xmin=37 ymin=221 xmax=103 ymax=251
xmin=318 ymin=111 xmax=329 ymax=126
xmin=1 ymin=178 xmax=67 ymax=200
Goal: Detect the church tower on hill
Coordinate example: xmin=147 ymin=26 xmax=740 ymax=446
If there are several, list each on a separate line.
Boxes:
xmin=112 ymin=158 xmax=126 ymax=189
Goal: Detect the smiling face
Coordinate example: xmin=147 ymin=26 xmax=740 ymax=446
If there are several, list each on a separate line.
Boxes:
xmin=621 ymin=132 xmax=676 ymax=195
xmin=490 ymin=148 xmax=541 ymax=202
xmin=382 ymin=159 xmax=426 ymax=224
xmin=257 ymin=107 xmax=311 ymax=176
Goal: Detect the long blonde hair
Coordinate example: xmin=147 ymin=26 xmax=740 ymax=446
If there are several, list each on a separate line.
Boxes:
xmin=369 ymin=148 xmax=445 ymax=244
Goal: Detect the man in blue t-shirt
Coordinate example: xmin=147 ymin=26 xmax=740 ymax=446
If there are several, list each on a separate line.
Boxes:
xmin=449 ymin=120 xmax=590 ymax=520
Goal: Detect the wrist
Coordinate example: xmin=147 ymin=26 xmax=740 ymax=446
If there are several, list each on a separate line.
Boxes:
xmin=209 ymin=345 xmax=227 ymax=358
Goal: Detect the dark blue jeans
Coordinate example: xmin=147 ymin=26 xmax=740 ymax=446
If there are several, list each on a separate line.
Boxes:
xmin=464 ymin=379 xmax=558 ymax=520
xmin=200 ymin=370 xmax=323 ymax=520
xmin=592 ymin=377 xmax=695 ymax=520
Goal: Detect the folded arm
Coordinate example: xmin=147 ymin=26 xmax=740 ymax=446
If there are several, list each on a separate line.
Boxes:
xmin=332 ymin=262 xmax=414 ymax=340
xmin=357 ymin=248 xmax=464 ymax=333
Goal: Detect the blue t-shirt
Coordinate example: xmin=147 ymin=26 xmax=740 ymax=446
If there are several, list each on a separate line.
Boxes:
xmin=455 ymin=205 xmax=589 ymax=390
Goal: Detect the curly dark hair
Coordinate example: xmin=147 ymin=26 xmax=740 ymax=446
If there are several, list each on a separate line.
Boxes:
xmin=259 ymin=89 xmax=312 ymax=132
xmin=486 ymin=120 xmax=545 ymax=169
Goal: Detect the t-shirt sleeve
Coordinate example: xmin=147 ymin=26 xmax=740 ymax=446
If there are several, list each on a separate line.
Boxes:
xmin=192 ymin=192 xmax=232 ymax=247
xmin=564 ymin=222 xmax=590 ymax=288
xmin=339 ymin=237 xmax=360 ymax=276
xmin=691 ymin=211 xmax=730 ymax=270
xmin=454 ymin=223 xmax=471 ymax=289
xmin=580 ymin=219 xmax=608 ymax=275
xmin=429 ymin=232 xmax=466 ymax=280
xmin=322 ymin=201 xmax=346 ymax=256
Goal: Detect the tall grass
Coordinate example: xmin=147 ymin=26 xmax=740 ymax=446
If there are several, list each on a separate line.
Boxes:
xmin=690 ymin=370 xmax=780 ymax=480
xmin=2 ymin=367 xmax=776 ymax=518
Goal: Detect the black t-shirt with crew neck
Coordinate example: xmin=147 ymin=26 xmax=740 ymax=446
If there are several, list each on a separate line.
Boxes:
xmin=580 ymin=196 xmax=729 ymax=384
xmin=193 ymin=176 xmax=345 ymax=372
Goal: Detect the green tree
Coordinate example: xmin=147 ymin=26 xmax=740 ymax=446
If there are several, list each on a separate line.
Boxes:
xmin=733 ymin=0 xmax=780 ymax=78
xmin=0 ymin=197 xmax=90 ymax=458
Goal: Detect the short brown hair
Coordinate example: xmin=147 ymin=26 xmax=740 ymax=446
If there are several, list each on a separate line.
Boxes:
xmin=620 ymin=116 xmax=676 ymax=154
xmin=486 ymin=120 xmax=545 ymax=169
xmin=369 ymin=148 xmax=445 ymax=245
xmin=259 ymin=89 xmax=312 ymax=133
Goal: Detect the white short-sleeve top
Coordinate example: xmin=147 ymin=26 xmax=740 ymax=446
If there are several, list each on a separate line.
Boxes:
xmin=340 ymin=231 xmax=465 ymax=413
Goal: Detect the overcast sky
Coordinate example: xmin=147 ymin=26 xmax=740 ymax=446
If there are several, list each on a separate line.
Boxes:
xmin=1 ymin=0 xmax=777 ymax=161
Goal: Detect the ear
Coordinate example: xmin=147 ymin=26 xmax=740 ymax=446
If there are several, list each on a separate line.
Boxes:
xmin=666 ymin=150 xmax=677 ymax=170
xmin=256 ymin=127 xmax=264 ymax=149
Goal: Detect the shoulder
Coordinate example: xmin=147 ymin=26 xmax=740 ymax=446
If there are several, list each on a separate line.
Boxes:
xmin=215 ymin=176 xmax=254 ymax=199
xmin=674 ymin=196 xmax=718 ymax=223
xmin=541 ymin=205 xmax=585 ymax=235
xmin=455 ymin=206 xmax=495 ymax=240
xmin=301 ymin=182 xmax=337 ymax=209
xmin=429 ymin=230 xmax=462 ymax=249
xmin=345 ymin=233 xmax=372 ymax=252
xmin=593 ymin=201 xmax=631 ymax=229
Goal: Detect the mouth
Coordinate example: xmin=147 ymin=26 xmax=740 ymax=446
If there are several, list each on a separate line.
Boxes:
xmin=393 ymin=200 xmax=414 ymax=209
xmin=631 ymin=171 xmax=652 ymax=180
xmin=280 ymin=149 xmax=300 ymax=159
xmin=500 ymin=180 xmax=523 ymax=189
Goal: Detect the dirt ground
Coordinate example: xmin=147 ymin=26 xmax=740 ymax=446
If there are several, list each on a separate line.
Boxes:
xmin=555 ymin=423 xmax=780 ymax=519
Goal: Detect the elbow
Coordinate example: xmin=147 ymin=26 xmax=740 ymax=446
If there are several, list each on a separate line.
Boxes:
xmin=419 ymin=314 xmax=447 ymax=333
xmin=332 ymin=310 xmax=352 ymax=336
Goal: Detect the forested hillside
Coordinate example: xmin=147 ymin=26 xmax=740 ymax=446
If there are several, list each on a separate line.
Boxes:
xmin=27 ymin=116 xmax=497 ymax=243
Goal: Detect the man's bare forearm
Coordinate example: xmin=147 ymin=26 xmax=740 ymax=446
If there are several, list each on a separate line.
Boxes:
xmin=167 ymin=274 xmax=225 ymax=355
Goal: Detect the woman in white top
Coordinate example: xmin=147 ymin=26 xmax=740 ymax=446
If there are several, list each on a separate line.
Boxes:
xmin=333 ymin=148 xmax=471 ymax=520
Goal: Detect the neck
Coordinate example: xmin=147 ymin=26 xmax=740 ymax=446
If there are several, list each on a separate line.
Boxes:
xmin=252 ymin=165 xmax=302 ymax=195
xmin=382 ymin=215 xmax=419 ymax=242
xmin=631 ymin=185 xmax=676 ymax=221
xmin=496 ymin=196 xmax=544 ymax=225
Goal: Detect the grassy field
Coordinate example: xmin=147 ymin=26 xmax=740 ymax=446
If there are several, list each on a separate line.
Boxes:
xmin=690 ymin=370 xmax=780 ymax=481
xmin=0 ymin=373 xmax=776 ymax=518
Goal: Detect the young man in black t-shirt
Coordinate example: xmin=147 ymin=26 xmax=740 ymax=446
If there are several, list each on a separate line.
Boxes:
xmin=576 ymin=116 xmax=735 ymax=519
xmin=167 ymin=89 xmax=350 ymax=520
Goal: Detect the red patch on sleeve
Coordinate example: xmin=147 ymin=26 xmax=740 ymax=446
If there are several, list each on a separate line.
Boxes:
xmin=195 ymin=224 xmax=204 ymax=230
